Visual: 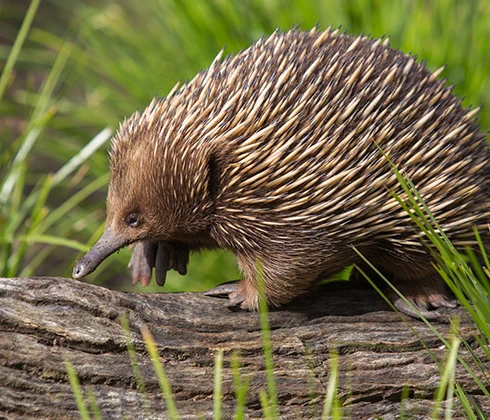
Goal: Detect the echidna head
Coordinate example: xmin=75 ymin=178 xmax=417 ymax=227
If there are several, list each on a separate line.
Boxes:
xmin=73 ymin=102 xmax=216 ymax=279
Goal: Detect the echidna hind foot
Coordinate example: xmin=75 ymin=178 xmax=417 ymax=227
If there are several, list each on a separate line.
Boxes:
xmin=350 ymin=265 xmax=457 ymax=321
xmin=391 ymin=293 xmax=458 ymax=322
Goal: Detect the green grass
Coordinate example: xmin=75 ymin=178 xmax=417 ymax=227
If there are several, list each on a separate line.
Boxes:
xmin=64 ymin=359 xmax=91 ymax=420
xmin=321 ymin=351 xmax=342 ymax=420
xmin=256 ymin=261 xmax=278 ymax=418
xmin=359 ymin=154 xmax=490 ymax=417
xmin=141 ymin=325 xmax=179 ymax=420
xmin=230 ymin=352 xmax=252 ymax=420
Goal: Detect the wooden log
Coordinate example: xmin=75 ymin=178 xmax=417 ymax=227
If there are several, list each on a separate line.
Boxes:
xmin=0 ymin=276 xmax=488 ymax=419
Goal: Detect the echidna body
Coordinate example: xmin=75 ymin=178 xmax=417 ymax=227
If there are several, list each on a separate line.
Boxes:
xmin=73 ymin=28 xmax=490 ymax=319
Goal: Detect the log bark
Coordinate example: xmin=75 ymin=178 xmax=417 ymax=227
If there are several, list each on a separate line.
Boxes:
xmin=0 ymin=276 xmax=488 ymax=419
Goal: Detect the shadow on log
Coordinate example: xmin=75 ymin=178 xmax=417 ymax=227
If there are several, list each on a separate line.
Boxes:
xmin=0 ymin=276 xmax=488 ymax=419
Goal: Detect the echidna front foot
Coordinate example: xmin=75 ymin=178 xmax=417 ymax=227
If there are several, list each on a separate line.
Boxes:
xmin=204 ymin=280 xmax=257 ymax=310
xmin=129 ymin=241 xmax=189 ymax=287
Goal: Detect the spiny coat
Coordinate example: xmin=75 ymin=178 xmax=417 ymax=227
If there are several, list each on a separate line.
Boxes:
xmin=73 ymin=28 xmax=490 ymax=319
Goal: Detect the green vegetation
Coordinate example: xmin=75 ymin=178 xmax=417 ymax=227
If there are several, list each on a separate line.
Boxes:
xmin=141 ymin=325 xmax=179 ymax=420
xmin=354 ymin=158 xmax=490 ymax=417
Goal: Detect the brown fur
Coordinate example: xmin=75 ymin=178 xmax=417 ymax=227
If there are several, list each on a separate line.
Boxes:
xmin=79 ymin=28 xmax=490 ymax=312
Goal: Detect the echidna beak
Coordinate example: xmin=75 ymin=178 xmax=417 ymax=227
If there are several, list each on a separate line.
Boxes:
xmin=72 ymin=227 xmax=129 ymax=279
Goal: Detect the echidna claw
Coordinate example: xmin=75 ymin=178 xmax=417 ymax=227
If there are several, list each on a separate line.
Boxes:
xmin=392 ymin=297 xmax=450 ymax=323
xmin=129 ymin=242 xmax=155 ymax=287
xmin=227 ymin=292 xmax=246 ymax=308
xmin=204 ymin=281 xmax=240 ymax=297
xmin=204 ymin=281 xmax=246 ymax=309
xmin=129 ymin=241 xmax=189 ymax=287
xmin=434 ymin=298 xmax=458 ymax=309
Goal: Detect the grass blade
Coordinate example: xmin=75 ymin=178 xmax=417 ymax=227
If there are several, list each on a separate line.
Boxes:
xmin=51 ymin=127 xmax=112 ymax=187
xmin=321 ymin=350 xmax=341 ymax=419
xmin=87 ymin=387 xmax=102 ymax=420
xmin=431 ymin=331 xmax=460 ymax=419
xmin=141 ymin=326 xmax=179 ymax=420
xmin=1 ymin=39 xmax=73 ymax=205
xmin=64 ymin=359 xmax=91 ymax=420
xmin=0 ymin=0 xmax=41 ymax=101
xmin=231 ymin=353 xmax=251 ymax=420
xmin=120 ymin=314 xmax=151 ymax=417
xmin=214 ymin=350 xmax=224 ymax=420
xmin=16 ymin=234 xmax=90 ymax=252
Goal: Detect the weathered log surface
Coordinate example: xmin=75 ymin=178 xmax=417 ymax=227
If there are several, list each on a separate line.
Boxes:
xmin=0 ymin=276 xmax=488 ymax=419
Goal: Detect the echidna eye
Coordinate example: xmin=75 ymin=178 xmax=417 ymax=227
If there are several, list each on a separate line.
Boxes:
xmin=125 ymin=213 xmax=139 ymax=228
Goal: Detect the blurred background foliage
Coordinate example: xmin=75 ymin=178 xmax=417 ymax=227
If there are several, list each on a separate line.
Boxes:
xmin=1 ymin=0 xmax=489 ymax=293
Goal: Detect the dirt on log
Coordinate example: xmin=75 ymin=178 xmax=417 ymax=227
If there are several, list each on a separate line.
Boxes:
xmin=0 ymin=276 xmax=488 ymax=419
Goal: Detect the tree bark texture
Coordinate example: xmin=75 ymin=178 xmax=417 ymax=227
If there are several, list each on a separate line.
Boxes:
xmin=0 ymin=276 xmax=488 ymax=419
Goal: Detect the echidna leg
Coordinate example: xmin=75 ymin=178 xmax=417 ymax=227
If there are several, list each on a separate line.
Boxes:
xmin=391 ymin=296 xmax=456 ymax=321
xmin=389 ymin=277 xmax=458 ymax=320
xmin=204 ymin=278 xmax=259 ymax=310
xmin=203 ymin=253 xmax=258 ymax=309
xmin=391 ymin=284 xmax=458 ymax=321
xmin=390 ymin=266 xmax=458 ymax=319
xmin=205 ymin=253 xmax=320 ymax=311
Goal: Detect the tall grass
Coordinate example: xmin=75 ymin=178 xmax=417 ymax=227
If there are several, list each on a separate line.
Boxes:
xmin=356 ymin=155 xmax=490 ymax=417
xmin=0 ymin=1 xmax=111 ymax=278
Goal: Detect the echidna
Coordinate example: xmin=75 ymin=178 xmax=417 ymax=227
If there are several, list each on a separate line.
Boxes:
xmin=73 ymin=28 xmax=490 ymax=320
